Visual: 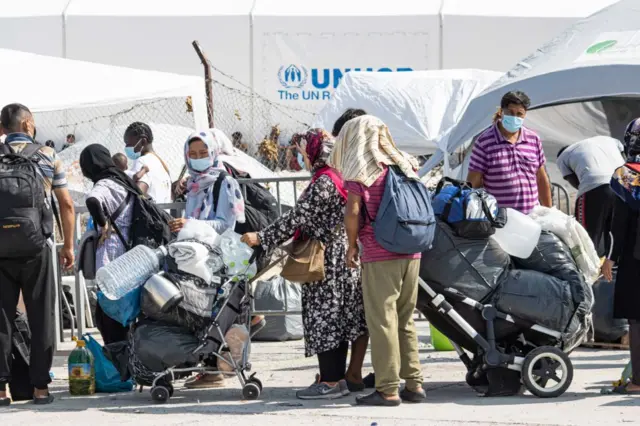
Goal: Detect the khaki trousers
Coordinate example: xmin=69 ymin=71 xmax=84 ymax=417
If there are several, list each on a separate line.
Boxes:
xmin=362 ymin=258 xmax=423 ymax=395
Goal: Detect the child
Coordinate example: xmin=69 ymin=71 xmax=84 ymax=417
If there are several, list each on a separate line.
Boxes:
xmin=112 ymin=152 xmax=146 ymax=180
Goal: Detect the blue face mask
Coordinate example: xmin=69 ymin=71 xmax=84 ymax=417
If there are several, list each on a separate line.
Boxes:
xmin=124 ymin=146 xmax=141 ymax=161
xmin=297 ymin=153 xmax=306 ymax=170
xmin=190 ymin=157 xmax=213 ymax=172
xmin=501 ymin=115 xmax=524 ymax=133
xmin=124 ymin=139 xmax=143 ymax=160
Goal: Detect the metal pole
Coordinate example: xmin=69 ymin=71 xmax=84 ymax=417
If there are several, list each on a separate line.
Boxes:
xmin=192 ymin=40 xmax=214 ymax=128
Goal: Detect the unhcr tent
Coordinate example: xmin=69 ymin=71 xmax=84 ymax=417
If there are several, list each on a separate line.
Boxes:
xmin=314 ymin=69 xmax=501 ymax=155
xmin=435 ymin=0 xmax=640 ymax=187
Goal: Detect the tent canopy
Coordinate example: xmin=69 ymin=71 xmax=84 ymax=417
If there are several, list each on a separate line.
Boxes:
xmin=0 ymin=48 xmax=207 ymax=122
xmin=443 ymin=0 xmax=640 ymax=161
xmin=314 ymin=69 xmax=501 ymax=155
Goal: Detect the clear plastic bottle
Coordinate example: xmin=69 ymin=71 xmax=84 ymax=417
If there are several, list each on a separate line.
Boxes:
xmin=96 ymin=245 xmax=167 ymax=300
xmin=220 ymin=230 xmax=257 ymax=279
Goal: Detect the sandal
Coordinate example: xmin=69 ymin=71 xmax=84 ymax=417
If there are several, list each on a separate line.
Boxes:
xmin=33 ymin=393 xmax=54 ymax=405
xmin=250 ymin=318 xmax=266 ymax=338
xmin=611 ymin=383 xmax=640 ymax=395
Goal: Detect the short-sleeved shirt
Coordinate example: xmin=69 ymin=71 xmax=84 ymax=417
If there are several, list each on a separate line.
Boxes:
xmin=468 ymin=124 xmax=545 ymax=215
xmin=345 ymin=168 xmax=422 ymax=264
xmin=131 ymin=153 xmax=172 ymax=204
xmin=556 ymin=135 xmax=624 ymax=198
xmin=5 ymin=133 xmax=67 ymax=196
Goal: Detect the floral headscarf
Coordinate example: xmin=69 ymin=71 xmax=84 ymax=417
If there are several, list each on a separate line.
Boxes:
xmin=623 ymin=118 xmax=640 ymax=163
xmin=184 ymin=130 xmax=245 ymax=223
xmin=292 ymin=128 xmax=335 ymax=171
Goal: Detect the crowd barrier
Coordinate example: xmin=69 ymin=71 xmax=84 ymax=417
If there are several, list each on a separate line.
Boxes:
xmin=56 ymin=178 xmax=572 ymax=345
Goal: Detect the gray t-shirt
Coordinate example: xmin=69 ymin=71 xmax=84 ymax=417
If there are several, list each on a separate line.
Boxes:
xmin=557 ymin=135 xmax=625 ymax=197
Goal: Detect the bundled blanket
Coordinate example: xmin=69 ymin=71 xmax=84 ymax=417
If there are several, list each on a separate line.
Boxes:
xmin=529 ymin=206 xmax=600 ymax=284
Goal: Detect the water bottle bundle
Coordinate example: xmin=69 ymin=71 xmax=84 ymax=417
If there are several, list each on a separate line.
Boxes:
xmin=94 ymin=219 xmax=256 ymax=327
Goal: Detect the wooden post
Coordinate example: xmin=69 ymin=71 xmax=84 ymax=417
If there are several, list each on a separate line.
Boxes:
xmin=192 ymin=40 xmax=214 ymax=128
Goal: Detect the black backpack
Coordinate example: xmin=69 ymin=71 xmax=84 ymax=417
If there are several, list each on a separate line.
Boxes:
xmin=221 ymin=163 xmax=279 ymax=234
xmin=0 ymin=144 xmax=53 ymax=258
xmin=107 ymin=180 xmax=175 ymax=250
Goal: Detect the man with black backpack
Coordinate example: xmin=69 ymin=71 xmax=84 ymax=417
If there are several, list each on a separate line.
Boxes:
xmin=0 ymin=103 xmax=76 ymax=406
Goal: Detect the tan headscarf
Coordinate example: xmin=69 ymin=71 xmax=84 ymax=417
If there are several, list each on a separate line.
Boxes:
xmin=329 ymin=115 xmax=419 ymax=187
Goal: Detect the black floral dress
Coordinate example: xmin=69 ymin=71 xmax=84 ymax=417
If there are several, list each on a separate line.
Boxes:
xmin=258 ymin=175 xmax=368 ymax=357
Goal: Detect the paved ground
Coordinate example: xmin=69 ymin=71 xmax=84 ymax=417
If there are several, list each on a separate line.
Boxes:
xmin=2 ymin=321 xmax=639 ymax=425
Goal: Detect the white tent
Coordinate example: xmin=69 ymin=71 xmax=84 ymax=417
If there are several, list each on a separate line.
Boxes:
xmin=0 ymin=48 xmax=209 ymax=202
xmin=436 ymin=0 xmax=640 ymax=187
xmin=0 ymin=48 xmax=208 ymax=143
xmin=314 ymin=69 xmax=502 ymax=155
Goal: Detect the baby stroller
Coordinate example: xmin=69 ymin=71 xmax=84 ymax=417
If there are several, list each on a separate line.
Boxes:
xmin=128 ymin=251 xmax=263 ymax=403
xmin=416 ymin=221 xmax=592 ymax=398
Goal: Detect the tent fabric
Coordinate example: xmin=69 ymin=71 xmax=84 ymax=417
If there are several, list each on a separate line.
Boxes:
xmin=0 ymin=48 xmax=207 ymax=121
xmin=314 ymin=69 xmax=501 ymax=155
xmin=441 ymin=0 xmax=640 ymax=161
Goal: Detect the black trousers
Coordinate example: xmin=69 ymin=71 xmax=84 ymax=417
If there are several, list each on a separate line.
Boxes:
xmin=317 ymin=341 xmax=349 ymax=383
xmin=575 ymin=184 xmax=617 ymax=258
xmin=94 ymin=301 xmax=129 ymax=346
xmin=0 ymin=245 xmax=54 ymax=390
xmin=629 ymin=320 xmax=640 ymax=386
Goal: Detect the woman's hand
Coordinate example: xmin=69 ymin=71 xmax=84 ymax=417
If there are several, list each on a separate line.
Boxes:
xmin=241 ymin=232 xmax=261 ymax=248
xmin=169 ymin=218 xmax=188 ymax=234
xmin=346 ymin=245 xmax=360 ymax=269
xmin=602 ymin=259 xmax=615 ymax=282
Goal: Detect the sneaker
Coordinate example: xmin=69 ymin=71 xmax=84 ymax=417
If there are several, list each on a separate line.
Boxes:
xmin=296 ymin=380 xmax=350 ymax=400
xmin=184 ymin=373 xmax=226 ymax=389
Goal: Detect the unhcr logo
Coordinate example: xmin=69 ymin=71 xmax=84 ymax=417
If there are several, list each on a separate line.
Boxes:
xmin=278 ymin=64 xmax=308 ymax=89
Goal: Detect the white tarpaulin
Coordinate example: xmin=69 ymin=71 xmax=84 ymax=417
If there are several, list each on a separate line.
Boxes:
xmin=314 ymin=69 xmax=502 ymax=155
xmin=0 ymin=48 xmax=207 ymax=121
xmin=437 ymin=0 xmax=640 ymax=192
xmin=0 ymin=0 xmax=618 ymax=99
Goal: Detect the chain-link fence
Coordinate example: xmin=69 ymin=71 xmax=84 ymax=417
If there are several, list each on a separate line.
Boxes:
xmin=208 ymin=64 xmax=319 ymax=172
xmin=34 ymin=97 xmax=196 ymax=205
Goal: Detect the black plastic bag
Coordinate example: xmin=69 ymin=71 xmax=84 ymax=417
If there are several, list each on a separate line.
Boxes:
xmin=593 ymin=271 xmax=629 ymax=342
xmin=130 ymin=321 xmax=200 ymax=373
xmin=420 ymin=220 xmax=510 ymax=302
xmin=140 ymin=287 xmax=208 ymax=333
xmin=513 ymin=231 xmax=592 ymax=332
xmin=495 ymin=270 xmax=574 ymax=332
xmin=513 ymin=232 xmax=583 ymax=286
xmin=8 ymin=311 xmax=33 ymax=401
xmin=253 ymin=276 xmax=303 ymax=342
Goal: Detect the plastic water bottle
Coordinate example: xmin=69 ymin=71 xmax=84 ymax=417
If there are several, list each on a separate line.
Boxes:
xmin=96 ymin=245 xmax=167 ymax=300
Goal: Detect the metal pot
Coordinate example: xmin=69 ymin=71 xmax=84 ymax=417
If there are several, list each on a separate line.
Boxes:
xmin=143 ymin=273 xmax=183 ymax=313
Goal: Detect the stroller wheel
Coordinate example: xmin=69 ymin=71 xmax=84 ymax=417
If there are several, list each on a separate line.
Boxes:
xmin=151 ymin=385 xmax=171 ymax=403
xmin=522 ymin=346 xmax=573 ymax=398
xmin=248 ymin=375 xmax=263 ymax=391
xmin=242 ymin=382 xmax=261 ymax=400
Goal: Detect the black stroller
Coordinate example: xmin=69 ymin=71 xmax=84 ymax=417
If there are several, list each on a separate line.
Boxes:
xmin=416 ymin=221 xmax=592 ymax=398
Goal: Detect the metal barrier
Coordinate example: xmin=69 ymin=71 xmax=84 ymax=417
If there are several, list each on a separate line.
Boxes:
xmin=551 ymin=183 xmax=572 ymax=215
xmin=68 ymin=176 xmax=312 ymax=339
xmin=65 ymin=175 xmax=575 ymax=339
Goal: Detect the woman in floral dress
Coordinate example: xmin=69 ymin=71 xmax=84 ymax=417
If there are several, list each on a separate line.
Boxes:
xmin=242 ymin=129 xmax=368 ymax=400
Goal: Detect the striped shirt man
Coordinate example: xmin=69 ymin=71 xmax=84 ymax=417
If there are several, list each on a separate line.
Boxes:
xmin=468 ymin=123 xmax=546 ymax=215
xmin=5 ymin=133 xmax=68 ymax=196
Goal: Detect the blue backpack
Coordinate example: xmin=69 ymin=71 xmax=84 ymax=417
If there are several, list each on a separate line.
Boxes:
xmin=364 ymin=166 xmax=436 ymax=254
xmin=432 ymin=177 xmax=502 ymax=239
